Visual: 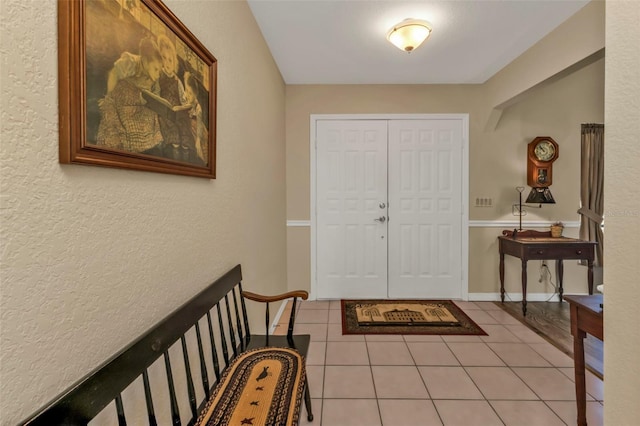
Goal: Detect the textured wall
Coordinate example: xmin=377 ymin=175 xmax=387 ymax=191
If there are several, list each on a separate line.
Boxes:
xmin=604 ymin=1 xmax=640 ymax=423
xmin=0 ymin=0 xmax=286 ymax=424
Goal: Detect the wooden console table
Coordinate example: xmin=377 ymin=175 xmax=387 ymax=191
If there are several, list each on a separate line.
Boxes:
xmin=564 ymin=294 xmax=603 ymax=426
xmin=498 ymin=230 xmax=597 ymax=315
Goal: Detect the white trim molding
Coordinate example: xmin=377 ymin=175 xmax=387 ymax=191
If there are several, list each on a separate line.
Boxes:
xmin=296 ymin=219 xmax=580 ymax=228
xmin=286 ymin=220 xmax=311 ymax=227
xmin=469 ymin=220 xmax=580 ymax=228
xmin=467 ymin=292 xmax=589 ymax=302
xmin=269 ymin=299 xmax=289 ymax=334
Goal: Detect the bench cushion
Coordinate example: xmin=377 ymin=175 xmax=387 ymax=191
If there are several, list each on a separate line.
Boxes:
xmin=195 ymin=347 xmax=305 ymax=426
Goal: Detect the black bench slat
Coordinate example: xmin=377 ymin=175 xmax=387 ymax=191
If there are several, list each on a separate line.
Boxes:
xmin=223 ymin=295 xmax=238 ymax=358
xmin=163 ymin=352 xmax=181 ymax=426
xmin=215 ymin=302 xmax=230 ymax=365
xmin=265 ymin=302 xmax=271 ymax=346
xmin=142 ymin=370 xmax=158 ymax=426
xmin=289 ymin=297 xmax=299 ymax=338
xmin=180 ymin=335 xmax=198 ymax=420
xmin=114 ymin=394 xmax=126 ymax=426
xmin=194 ymin=322 xmax=211 ymax=399
xmin=205 ymin=311 xmax=221 ymax=382
xmin=238 ymin=282 xmax=251 ymax=347
xmin=231 ymin=288 xmax=245 ymax=352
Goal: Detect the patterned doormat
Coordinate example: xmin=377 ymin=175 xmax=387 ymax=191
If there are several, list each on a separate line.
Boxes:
xmin=341 ymin=300 xmax=487 ymax=335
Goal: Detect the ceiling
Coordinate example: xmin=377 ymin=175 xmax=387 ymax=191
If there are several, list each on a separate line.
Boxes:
xmin=247 ymin=0 xmax=590 ymax=85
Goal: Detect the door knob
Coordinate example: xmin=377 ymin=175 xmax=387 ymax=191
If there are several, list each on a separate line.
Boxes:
xmin=379 ymin=203 xmax=386 ymax=209
xmin=374 ymin=216 xmax=386 ymax=223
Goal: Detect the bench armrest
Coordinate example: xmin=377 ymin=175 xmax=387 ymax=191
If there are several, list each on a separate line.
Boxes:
xmin=242 ymin=290 xmax=308 ymax=303
xmin=242 ymin=290 xmax=309 ymax=340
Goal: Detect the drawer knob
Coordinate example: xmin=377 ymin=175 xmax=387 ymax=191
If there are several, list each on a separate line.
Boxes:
xmin=537 ymin=250 xmax=544 ymax=254
xmin=576 ymin=250 xmax=582 ymax=255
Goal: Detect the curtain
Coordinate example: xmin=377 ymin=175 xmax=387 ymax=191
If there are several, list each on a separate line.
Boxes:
xmin=577 ymin=123 xmax=604 ymax=266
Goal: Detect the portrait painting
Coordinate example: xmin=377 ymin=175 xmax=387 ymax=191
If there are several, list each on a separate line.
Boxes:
xmin=59 ymin=0 xmax=217 ymax=178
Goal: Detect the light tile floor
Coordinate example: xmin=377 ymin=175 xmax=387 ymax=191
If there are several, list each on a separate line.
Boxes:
xmin=274 ymin=300 xmax=603 ymax=426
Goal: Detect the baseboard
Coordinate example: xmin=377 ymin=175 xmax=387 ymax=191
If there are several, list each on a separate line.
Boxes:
xmin=467 ymin=292 xmax=588 ymax=302
xmin=269 ymin=299 xmax=289 ymax=334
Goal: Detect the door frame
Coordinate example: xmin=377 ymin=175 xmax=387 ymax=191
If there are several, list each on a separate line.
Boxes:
xmin=310 ymin=114 xmax=470 ymax=301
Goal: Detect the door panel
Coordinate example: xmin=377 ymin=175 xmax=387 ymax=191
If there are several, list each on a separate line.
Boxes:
xmin=316 ymin=120 xmax=388 ymax=299
xmin=388 ymin=120 xmax=463 ymax=299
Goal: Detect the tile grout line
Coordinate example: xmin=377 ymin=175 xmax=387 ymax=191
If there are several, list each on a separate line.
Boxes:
xmin=363 ymin=337 xmax=384 ymax=425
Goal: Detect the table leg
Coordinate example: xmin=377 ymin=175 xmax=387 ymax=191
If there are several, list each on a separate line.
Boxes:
xmin=521 ymin=259 xmax=527 ymax=316
xmin=499 ymin=251 xmax=505 ymax=303
xmin=571 ymin=314 xmax=588 ymax=426
xmin=556 ymin=259 xmax=564 ymax=302
xmin=587 ymin=259 xmax=594 ymax=295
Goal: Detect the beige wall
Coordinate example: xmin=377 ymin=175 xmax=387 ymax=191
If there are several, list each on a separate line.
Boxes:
xmin=604 ymin=1 xmax=640 ymax=423
xmin=485 ymin=0 xmax=604 ymax=109
xmin=0 ymin=1 xmax=286 ymax=424
xmin=286 ymin=57 xmax=604 ymax=296
xmin=471 ymin=58 xmax=605 ymax=296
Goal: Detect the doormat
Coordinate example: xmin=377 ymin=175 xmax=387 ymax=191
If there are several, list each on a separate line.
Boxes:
xmin=341 ymin=300 xmax=487 ymax=336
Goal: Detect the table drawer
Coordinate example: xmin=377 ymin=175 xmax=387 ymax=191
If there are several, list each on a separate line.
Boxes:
xmin=526 ymin=246 xmax=592 ymax=259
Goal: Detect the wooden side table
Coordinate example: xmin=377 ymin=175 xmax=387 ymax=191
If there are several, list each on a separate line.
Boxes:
xmin=498 ymin=230 xmax=597 ymax=315
xmin=564 ymin=294 xmax=603 ymax=426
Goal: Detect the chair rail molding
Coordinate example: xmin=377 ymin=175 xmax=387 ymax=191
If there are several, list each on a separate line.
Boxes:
xmin=469 ymin=220 xmax=580 ymax=228
xmin=291 ymin=220 xmax=579 ymax=228
xmin=286 ymin=220 xmax=311 ymax=227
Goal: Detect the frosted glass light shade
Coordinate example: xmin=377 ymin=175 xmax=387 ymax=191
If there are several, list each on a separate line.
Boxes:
xmin=387 ymin=19 xmax=432 ymax=52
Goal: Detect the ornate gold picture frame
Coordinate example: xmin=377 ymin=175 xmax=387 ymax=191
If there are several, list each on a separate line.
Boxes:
xmin=59 ymin=0 xmax=217 ymax=178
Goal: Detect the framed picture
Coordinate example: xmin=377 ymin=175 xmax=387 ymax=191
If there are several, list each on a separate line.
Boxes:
xmin=58 ymin=0 xmax=217 ymax=178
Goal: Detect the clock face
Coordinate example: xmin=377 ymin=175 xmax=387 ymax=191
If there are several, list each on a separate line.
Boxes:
xmin=534 ymin=140 xmax=556 ymax=161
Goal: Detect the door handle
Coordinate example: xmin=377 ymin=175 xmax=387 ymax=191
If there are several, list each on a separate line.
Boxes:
xmin=374 ymin=216 xmax=386 ymax=223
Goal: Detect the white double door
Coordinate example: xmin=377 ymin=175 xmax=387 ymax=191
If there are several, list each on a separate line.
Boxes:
xmin=316 ymin=118 xmax=465 ymax=299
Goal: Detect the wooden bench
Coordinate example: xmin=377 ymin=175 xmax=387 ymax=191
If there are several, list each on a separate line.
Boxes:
xmin=21 ymin=264 xmax=313 ymax=425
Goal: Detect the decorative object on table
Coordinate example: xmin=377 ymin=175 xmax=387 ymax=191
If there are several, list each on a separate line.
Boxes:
xmin=341 ymin=300 xmax=486 ymax=336
xmin=511 ymin=186 xmax=548 ymax=230
xmin=526 ymin=136 xmax=559 ymax=203
xmin=550 ymin=221 xmax=565 ymax=237
xmin=58 ymin=0 xmax=217 ymax=178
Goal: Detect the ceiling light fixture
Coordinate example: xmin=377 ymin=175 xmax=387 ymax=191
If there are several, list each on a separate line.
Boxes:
xmin=386 ymin=19 xmax=432 ymax=53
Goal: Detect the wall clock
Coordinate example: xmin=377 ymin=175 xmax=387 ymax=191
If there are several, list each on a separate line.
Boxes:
xmin=527 ymin=136 xmax=559 ymax=187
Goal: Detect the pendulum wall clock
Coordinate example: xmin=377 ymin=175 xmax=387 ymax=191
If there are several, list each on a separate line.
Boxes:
xmin=526 ymin=136 xmax=559 ymax=203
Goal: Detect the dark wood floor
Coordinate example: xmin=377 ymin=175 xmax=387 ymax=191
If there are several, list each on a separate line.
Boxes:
xmin=496 ymin=301 xmax=603 ymax=379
